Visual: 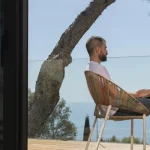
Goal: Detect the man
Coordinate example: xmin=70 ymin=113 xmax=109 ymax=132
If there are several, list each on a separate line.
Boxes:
xmin=85 ymin=36 xmax=150 ymax=116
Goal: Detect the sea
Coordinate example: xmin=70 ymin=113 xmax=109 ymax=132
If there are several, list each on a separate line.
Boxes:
xmin=67 ymin=102 xmax=150 ymax=144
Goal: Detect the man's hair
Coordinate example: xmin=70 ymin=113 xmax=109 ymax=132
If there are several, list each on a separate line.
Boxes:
xmin=86 ymin=36 xmax=105 ymax=56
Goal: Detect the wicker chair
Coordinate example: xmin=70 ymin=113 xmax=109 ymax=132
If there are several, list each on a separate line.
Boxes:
xmin=84 ymin=71 xmax=150 ymax=150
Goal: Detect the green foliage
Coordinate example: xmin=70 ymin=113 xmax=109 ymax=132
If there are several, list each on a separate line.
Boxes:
xmin=83 ymin=115 xmax=90 ymax=141
xmin=101 ymin=135 xmax=143 ymax=144
xmin=28 ymin=89 xmax=77 ymax=140
xmin=104 ymin=135 xmax=120 ymax=143
xmin=109 ymin=135 xmax=120 ymax=143
xmin=84 ymin=115 xmax=90 ymax=128
xmin=28 ymin=90 xmax=77 ymax=140
xmin=121 ymin=136 xmax=142 ymax=144
xmin=28 ymin=88 xmax=34 ymax=109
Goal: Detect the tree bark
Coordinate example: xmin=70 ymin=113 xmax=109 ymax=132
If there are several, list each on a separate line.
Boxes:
xmin=28 ymin=0 xmax=116 ymax=137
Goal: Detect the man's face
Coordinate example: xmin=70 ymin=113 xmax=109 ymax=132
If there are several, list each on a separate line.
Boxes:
xmin=97 ymin=41 xmax=108 ymax=62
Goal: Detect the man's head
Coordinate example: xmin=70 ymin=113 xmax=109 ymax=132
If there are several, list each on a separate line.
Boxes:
xmin=86 ymin=36 xmax=108 ymax=62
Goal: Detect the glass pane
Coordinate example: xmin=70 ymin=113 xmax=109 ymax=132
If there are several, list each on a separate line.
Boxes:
xmin=0 ymin=0 xmax=4 ymax=149
xmin=28 ymin=57 xmax=150 ymax=145
xmin=28 ymin=0 xmax=150 ymax=149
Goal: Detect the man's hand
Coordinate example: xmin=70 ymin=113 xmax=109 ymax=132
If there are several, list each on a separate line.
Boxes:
xmin=136 ymin=89 xmax=150 ymax=98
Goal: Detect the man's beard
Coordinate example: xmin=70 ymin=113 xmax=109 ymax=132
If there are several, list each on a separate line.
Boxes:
xmin=99 ymin=54 xmax=107 ymax=62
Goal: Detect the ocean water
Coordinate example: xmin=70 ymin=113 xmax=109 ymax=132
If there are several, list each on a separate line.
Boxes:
xmin=67 ymin=102 xmax=150 ymax=144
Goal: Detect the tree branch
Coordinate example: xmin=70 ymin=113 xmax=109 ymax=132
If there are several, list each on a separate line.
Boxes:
xmin=49 ymin=0 xmax=115 ymax=66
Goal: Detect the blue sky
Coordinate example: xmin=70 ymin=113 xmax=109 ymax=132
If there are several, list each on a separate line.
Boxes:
xmin=28 ymin=0 xmax=150 ymax=102
xmin=29 ymin=0 xmax=150 ymax=60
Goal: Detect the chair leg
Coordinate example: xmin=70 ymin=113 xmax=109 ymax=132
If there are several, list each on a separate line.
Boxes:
xmin=85 ymin=116 xmax=97 ymax=150
xmin=143 ymin=114 xmax=146 ymax=150
xmin=95 ymin=105 xmax=112 ymax=150
xmin=131 ymin=119 xmax=134 ymax=150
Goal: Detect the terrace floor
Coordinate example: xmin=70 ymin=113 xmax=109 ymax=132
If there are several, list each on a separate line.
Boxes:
xmin=28 ymin=139 xmax=150 ymax=150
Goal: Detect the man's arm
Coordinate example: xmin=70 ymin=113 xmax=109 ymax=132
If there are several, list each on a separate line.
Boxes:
xmin=108 ymin=84 xmax=150 ymax=99
xmin=134 ymin=89 xmax=150 ymax=98
xmin=99 ymin=67 xmax=148 ymax=99
xmin=107 ymin=82 xmax=139 ymax=99
xmin=128 ymin=92 xmax=139 ymax=98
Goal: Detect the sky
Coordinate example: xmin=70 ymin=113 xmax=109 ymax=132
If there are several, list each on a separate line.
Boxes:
xmin=28 ymin=0 xmax=150 ymax=103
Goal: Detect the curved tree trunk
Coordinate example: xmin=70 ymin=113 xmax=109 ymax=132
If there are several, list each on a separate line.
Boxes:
xmin=28 ymin=0 xmax=116 ymax=137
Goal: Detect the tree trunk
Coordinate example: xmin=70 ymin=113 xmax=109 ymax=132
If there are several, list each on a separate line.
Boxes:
xmin=28 ymin=0 xmax=116 ymax=137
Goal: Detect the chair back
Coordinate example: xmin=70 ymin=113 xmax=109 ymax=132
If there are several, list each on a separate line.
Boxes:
xmin=84 ymin=71 xmax=149 ymax=116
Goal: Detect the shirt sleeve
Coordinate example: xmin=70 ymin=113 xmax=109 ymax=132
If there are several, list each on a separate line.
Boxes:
xmin=97 ymin=65 xmax=112 ymax=81
xmin=104 ymin=67 xmax=112 ymax=80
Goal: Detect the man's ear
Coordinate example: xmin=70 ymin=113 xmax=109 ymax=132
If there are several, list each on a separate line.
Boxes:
xmin=95 ymin=47 xmax=101 ymax=54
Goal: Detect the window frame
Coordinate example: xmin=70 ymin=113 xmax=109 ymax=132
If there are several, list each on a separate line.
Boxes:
xmin=4 ymin=0 xmax=28 ymax=150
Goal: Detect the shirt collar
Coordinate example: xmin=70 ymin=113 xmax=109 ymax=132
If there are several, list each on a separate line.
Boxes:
xmin=89 ymin=61 xmax=100 ymax=65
